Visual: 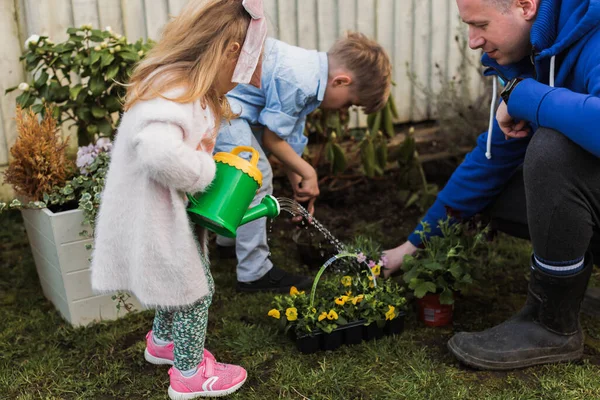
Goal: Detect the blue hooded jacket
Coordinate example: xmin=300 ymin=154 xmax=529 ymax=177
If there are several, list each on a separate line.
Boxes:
xmin=408 ymin=0 xmax=600 ymax=246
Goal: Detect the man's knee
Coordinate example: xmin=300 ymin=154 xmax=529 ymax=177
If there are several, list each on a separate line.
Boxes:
xmin=524 ymin=128 xmax=581 ymax=185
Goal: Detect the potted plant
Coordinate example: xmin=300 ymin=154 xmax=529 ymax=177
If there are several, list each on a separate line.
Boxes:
xmin=1 ymin=106 xmax=142 ymax=326
xmin=402 ymin=217 xmax=487 ymax=327
xmin=1 ymin=26 xmax=153 ymax=325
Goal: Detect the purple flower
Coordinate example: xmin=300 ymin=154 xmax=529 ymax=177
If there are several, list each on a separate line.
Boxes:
xmin=368 ymin=260 xmax=376 ymax=268
xmin=76 ymin=138 xmax=112 ymax=174
xmin=380 ymin=255 xmax=388 ymax=267
xmin=356 ymin=253 xmax=366 ymax=263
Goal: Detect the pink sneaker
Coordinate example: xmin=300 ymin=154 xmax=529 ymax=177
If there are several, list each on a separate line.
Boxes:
xmin=144 ymin=331 xmax=215 ymax=366
xmin=167 ymin=356 xmax=247 ymax=399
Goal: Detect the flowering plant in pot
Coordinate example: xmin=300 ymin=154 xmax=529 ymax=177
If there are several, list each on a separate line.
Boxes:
xmin=0 ymin=106 xmax=137 ymax=324
xmin=268 ymin=254 xmax=407 ymax=353
xmin=402 ymin=217 xmax=488 ymax=326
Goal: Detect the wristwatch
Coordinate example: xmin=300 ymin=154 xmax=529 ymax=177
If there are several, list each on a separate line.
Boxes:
xmin=500 ymin=77 xmax=523 ymax=104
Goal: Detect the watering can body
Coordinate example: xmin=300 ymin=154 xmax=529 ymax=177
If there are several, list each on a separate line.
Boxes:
xmin=187 ymin=146 xmax=280 ymax=238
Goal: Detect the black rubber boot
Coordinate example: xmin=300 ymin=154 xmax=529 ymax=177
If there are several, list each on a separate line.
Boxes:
xmin=447 ymin=253 xmax=593 ymax=370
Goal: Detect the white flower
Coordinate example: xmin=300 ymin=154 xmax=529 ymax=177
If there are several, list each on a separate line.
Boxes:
xmin=104 ymin=26 xmax=112 ymax=32
xmin=137 ymin=50 xmax=144 ymax=56
xmin=81 ymin=23 xmax=93 ymax=30
xmin=18 ymin=82 xmax=30 ymax=91
xmin=94 ymin=45 xmax=101 ymax=51
xmin=45 ymin=38 xmax=54 ymax=45
xmin=24 ymin=34 xmax=40 ymax=47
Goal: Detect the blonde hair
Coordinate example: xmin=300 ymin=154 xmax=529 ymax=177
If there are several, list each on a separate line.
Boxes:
xmin=124 ymin=0 xmax=251 ymax=125
xmin=328 ymin=32 xmax=392 ymax=114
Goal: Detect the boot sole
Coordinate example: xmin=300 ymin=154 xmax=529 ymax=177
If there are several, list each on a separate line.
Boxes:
xmin=447 ymin=337 xmax=583 ymax=370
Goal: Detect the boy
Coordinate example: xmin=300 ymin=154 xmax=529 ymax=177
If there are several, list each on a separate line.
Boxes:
xmin=216 ymin=32 xmax=392 ymax=293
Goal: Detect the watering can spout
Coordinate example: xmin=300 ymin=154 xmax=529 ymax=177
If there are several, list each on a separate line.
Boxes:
xmin=240 ymin=195 xmax=280 ymax=226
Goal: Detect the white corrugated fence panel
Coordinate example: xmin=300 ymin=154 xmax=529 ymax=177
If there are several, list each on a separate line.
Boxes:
xmin=0 ymin=0 xmax=484 ymax=170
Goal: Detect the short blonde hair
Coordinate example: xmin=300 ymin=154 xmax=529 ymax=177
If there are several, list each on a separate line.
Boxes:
xmin=328 ymin=32 xmax=392 ymax=114
xmin=124 ymin=0 xmax=252 ymax=125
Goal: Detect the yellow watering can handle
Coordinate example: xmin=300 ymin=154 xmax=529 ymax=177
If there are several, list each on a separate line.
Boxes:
xmin=231 ymin=146 xmax=260 ymax=167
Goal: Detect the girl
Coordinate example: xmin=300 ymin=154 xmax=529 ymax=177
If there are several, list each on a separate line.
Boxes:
xmin=90 ymin=0 xmax=266 ymax=398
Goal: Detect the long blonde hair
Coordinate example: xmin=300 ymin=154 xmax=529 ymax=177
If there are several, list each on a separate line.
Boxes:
xmin=124 ymin=0 xmax=251 ymax=124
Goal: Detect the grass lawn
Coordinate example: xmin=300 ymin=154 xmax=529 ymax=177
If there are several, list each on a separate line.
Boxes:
xmin=2 ymin=170 xmax=600 ymax=400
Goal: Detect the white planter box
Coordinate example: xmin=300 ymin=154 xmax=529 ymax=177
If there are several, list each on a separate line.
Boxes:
xmin=21 ymin=207 xmax=143 ymax=326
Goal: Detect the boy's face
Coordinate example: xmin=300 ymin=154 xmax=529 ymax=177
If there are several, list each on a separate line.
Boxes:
xmin=457 ymin=0 xmax=537 ymax=65
xmin=321 ymin=75 xmax=360 ymax=110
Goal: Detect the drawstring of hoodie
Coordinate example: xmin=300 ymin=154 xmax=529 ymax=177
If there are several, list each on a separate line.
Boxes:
xmin=485 ymin=54 xmax=556 ymax=160
xmin=485 ymin=77 xmax=498 ymax=159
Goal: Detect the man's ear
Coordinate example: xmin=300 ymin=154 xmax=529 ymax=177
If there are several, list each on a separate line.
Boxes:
xmin=333 ymin=74 xmax=352 ymax=87
xmin=517 ymin=0 xmax=538 ymax=21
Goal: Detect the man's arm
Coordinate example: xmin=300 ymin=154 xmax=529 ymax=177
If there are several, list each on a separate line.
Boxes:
xmin=508 ymin=70 xmax=600 ymax=157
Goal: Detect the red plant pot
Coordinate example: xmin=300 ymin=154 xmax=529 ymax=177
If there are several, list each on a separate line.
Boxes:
xmin=416 ymin=293 xmax=453 ymax=327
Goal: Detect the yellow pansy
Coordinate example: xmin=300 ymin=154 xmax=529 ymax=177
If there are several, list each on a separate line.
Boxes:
xmin=267 ymin=309 xmax=280 ymax=319
xmin=286 ymin=307 xmax=298 ymax=321
xmin=289 ymin=286 xmax=305 ymax=296
xmin=341 ymin=276 xmax=352 ymax=287
xmin=335 ymin=295 xmax=349 ymax=306
xmin=371 ymin=264 xmax=381 ymax=276
xmin=318 ymin=312 xmax=328 ymax=321
xmin=345 ymin=290 xmax=352 ymax=296
xmin=327 ymin=310 xmax=339 ymax=320
xmin=385 ymin=305 xmax=396 ymax=320
xmin=352 ymin=294 xmax=364 ymax=305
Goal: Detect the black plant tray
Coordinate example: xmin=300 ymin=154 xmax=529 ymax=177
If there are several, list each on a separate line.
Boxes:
xmin=289 ymin=312 xmax=406 ymax=354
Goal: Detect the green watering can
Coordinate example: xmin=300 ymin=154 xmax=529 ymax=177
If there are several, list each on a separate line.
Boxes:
xmin=187 ymin=146 xmax=280 ymax=238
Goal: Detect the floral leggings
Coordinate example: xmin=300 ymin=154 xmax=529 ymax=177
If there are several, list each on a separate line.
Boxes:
xmin=152 ymin=264 xmax=215 ymax=371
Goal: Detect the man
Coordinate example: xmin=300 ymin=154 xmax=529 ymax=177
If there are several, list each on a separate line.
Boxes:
xmin=385 ymin=0 xmax=600 ymax=370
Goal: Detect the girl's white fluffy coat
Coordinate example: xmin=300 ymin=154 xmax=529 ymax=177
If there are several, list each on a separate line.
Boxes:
xmin=91 ymin=93 xmax=217 ymax=308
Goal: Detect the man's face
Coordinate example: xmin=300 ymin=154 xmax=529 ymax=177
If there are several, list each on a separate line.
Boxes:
xmin=456 ymin=0 xmax=536 ymax=65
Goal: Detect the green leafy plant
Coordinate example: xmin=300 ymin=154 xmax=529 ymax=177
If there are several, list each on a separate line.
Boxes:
xmin=402 ymin=217 xmax=488 ymax=304
xmin=394 ymin=127 xmax=438 ymax=212
xmin=6 ymin=27 xmax=154 ymax=146
xmin=304 ymin=91 xmax=399 ymax=178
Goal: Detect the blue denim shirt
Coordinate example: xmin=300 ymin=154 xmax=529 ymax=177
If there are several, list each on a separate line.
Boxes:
xmin=222 ymin=38 xmax=329 ymax=156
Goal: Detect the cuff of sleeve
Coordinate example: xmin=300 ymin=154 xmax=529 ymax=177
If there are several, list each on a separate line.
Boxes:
xmin=407 ymin=199 xmax=447 ymax=247
xmin=188 ymin=151 xmax=217 ymax=194
xmin=507 ymin=78 xmax=555 ymax=125
xmin=259 ymin=109 xmax=298 ymax=138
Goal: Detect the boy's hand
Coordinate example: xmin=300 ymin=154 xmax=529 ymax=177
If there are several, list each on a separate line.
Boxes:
xmin=286 ymin=170 xmax=319 ymax=219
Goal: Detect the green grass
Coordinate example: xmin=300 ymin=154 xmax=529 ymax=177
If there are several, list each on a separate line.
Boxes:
xmin=2 ymin=210 xmax=600 ymax=400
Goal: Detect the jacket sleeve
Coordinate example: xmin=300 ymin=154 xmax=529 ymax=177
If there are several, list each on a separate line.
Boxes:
xmin=407 ymin=119 xmax=530 ymax=246
xmin=257 ymin=78 xmax=309 ymax=156
xmin=508 ymin=64 xmax=600 ymax=158
xmin=132 ymin=122 xmax=216 ymax=194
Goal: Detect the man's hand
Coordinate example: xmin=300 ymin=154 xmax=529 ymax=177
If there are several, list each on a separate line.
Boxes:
xmin=497 ymin=101 xmax=530 ymax=140
xmin=382 ymin=241 xmax=418 ymax=278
